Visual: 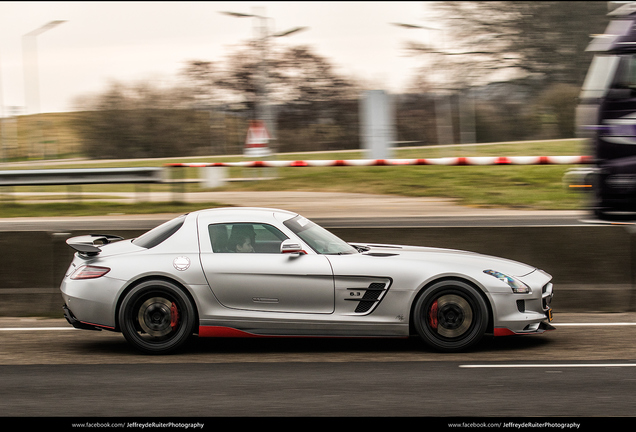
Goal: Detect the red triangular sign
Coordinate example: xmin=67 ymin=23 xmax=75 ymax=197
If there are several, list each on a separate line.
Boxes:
xmin=244 ymin=120 xmax=271 ymax=157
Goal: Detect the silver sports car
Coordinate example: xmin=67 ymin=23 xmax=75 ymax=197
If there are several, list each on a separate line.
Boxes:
xmin=60 ymin=207 xmax=554 ymax=354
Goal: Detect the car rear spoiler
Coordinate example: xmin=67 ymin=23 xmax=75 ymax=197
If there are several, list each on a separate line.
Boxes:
xmin=66 ymin=234 xmax=124 ymax=256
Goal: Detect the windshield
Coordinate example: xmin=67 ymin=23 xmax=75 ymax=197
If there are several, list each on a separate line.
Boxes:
xmin=283 ymin=215 xmax=357 ymax=255
xmin=580 ymin=55 xmax=621 ymax=99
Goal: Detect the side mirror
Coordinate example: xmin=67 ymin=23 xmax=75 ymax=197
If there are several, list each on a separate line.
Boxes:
xmin=280 ymin=240 xmax=306 ymax=255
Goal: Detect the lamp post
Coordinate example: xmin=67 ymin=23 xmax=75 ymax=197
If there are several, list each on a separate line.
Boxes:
xmin=0 ymin=49 xmax=6 ymax=162
xmin=392 ymin=22 xmax=456 ymax=147
xmin=220 ymin=8 xmax=306 ymax=141
xmin=393 ymin=21 xmax=478 ymax=147
xmin=23 ymin=20 xmax=66 ymax=115
xmin=22 ymin=20 xmax=66 ymax=159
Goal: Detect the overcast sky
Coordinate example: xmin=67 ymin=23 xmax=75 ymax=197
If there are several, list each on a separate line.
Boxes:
xmin=0 ymin=1 xmax=435 ymax=115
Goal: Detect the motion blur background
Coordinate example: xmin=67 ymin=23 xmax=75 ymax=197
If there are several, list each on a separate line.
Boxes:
xmin=0 ymin=1 xmax=610 ymax=162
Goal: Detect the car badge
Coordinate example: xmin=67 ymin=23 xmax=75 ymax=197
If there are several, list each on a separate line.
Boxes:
xmin=173 ymin=256 xmax=191 ymax=271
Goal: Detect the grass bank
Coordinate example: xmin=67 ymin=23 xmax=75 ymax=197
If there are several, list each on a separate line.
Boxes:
xmin=0 ymin=139 xmax=590 ymax=216
xmin=213 ymin=139 xmax=589 ymax=210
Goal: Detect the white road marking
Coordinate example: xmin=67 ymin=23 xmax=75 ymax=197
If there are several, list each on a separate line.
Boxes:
xmin=553 ymin=322 xmax=636 ymax=326
xmin=458 ymin=322 xmax=636 ymax=369
xmin=461 ymin=364 xmax=636 ymax=368
xmin=0 ymin=327 xmax=75 ymax=331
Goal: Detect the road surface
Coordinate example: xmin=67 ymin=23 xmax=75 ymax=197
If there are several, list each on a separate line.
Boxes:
xmin=0 ymin=313 xmax=635 ymax=421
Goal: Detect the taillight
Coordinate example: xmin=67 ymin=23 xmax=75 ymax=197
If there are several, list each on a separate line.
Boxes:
xmin=70 ymin=265 xmax=111 ymax=280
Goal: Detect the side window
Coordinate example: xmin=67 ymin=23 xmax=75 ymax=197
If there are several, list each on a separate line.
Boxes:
xmin=613 ymin=55 xmax=636 ymax=90
xmin=133 ymin=214 xmax=186 ymax=249
xmin=208 ymin=223 xmax=288 ymax=253
xmin=629 ymin=55 xmax=636 ymax=89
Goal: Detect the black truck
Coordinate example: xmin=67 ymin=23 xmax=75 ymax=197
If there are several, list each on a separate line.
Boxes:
xmin=575 ymin=1 xmax=636 ymax=218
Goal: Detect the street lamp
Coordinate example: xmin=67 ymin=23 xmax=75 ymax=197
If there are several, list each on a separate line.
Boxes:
xmin=220 ymin=9 xmax=307 ymax=139
xmin=0 ymin=48 xmax=6 ymax=162
xmin=391 ymin=22 xmax=439 ymax=31
xmin=393 ymin=21 xmax=478 ymax=146
xmin=22 ymin=20 xmax=66 ymax=159
xmin=23 ymin=20 xmax=66 ymax=115
xmin=392 ymin=22 xmax=455 ymax=147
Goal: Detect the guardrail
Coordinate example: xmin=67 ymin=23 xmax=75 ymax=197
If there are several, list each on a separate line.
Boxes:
xmin=0 ymin=155 xmax=593 ymax=190
xmin=0 ymin=167 xmax=169 ymax=202
xmin=0 ymin=167 xmax=164 ymax=186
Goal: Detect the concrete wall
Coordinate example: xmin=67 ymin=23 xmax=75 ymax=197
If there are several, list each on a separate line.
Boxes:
xmin=1 ymin=224 xmax=634 ymax=316
xmin=331 ymin=225 xmax=636 ymax=313
xmin=0 ymin=228 xmax=146 ymax=317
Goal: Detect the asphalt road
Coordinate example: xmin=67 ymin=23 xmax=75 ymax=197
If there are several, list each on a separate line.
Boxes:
xmin=1 ymin=313 xmax=635 ymax=421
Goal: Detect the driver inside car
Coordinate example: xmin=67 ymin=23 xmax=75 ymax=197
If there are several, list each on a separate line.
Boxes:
xmin=227 ymin=225 xmax=255 ymax=253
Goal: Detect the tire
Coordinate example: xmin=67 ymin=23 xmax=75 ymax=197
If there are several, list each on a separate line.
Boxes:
xmin=413 ymin=280 xmax=489 ymax=352
xmin=118 ymin=280 xmax=196 ymax=354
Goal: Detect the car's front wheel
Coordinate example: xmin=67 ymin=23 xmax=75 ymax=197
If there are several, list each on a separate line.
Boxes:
xmin=413 ymin=280 xmax=489 ymax=352
xmin=118 ymin=280 xmax=196 ymax=354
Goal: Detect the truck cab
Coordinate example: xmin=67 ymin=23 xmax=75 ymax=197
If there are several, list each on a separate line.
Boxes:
xmin=576 ymin=2 xmax=636 ymax=217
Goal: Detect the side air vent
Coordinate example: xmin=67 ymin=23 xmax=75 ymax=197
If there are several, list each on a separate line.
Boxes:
xmin=351 ymin=282 xmax=388 ymax=314
xmin=542 ymin=283 xmax=554 ymax=310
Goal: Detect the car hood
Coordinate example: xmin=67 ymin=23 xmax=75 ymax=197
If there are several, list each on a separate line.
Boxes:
xmin=356 ymin=243 xmax=537 ymax=277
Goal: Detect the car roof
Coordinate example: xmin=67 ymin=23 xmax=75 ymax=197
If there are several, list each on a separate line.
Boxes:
xmin=191 ymin=207 xmax=299 ymax=222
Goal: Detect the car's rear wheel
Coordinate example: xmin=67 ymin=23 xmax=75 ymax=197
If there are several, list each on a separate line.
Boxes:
xmin=413 ymin=280 xmax=488 ymax=352
xmin=118 ymin=280 xmax=196 ymax=354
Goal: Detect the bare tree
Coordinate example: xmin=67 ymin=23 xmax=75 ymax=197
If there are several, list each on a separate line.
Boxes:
xmin=408 ymin=1 xmax=609 ymax=90
xmin=180 ymin=43 xmax=362 ymax=152
xmin=72 ymin=80 xmax=213 ymax=159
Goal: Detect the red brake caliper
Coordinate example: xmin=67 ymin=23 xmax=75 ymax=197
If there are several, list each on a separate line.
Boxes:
xmin=428 ymin=300 xmax=439 ymax=329
xmin=170 ymin=302 xmax=179 ymax=330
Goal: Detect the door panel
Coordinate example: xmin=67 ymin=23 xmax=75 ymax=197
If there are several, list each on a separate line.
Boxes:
xmin=200 ymin=221 xmax=335 ymax=313
xmin=200 ymin=253 xmax=334 ymax=314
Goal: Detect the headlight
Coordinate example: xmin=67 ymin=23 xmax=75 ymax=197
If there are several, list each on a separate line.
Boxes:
xmin=483 ymin=270 xmax=531 ymax=294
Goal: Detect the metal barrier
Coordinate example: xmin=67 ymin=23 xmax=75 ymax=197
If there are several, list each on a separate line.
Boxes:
xmin=0 ymin=167 xmax=164 ymax=186
xmin=0 ymin=167 xmax=167 ymax=202
xmin=0 ymin=155 xmax=593 ymax=187
xmin=0 ymin=155 xmax=589 ymax=188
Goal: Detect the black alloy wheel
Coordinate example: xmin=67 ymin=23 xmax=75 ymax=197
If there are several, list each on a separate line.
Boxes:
xmin=413 ymin=280 xmax=489 ymax=352
xmin=119 ymin=280 xmax=196 ymax=354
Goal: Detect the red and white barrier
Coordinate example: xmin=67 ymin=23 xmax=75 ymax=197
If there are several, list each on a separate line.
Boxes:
xmin=165 ymin=155 xmax=594 ymax=168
